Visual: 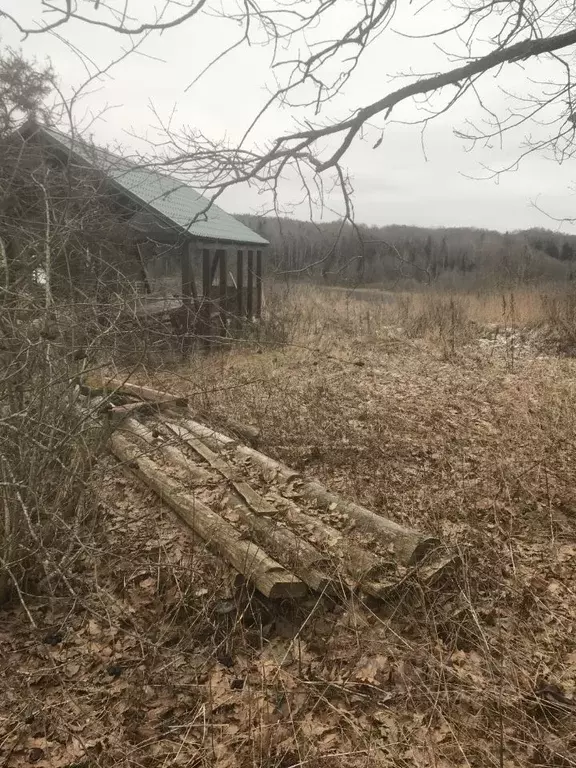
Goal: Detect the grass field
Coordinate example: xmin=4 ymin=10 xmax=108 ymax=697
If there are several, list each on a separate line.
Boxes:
xmin=2 ymin=284 xmax=576 ymax=768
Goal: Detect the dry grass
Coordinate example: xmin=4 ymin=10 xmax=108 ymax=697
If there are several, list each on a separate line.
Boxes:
xmin=300 ymin=283 xmax=575 ymax=329
xmin=2 ymin=284 xmax=576 ymax=768
xmin=396 ymin=287 xmax=549 ymax=327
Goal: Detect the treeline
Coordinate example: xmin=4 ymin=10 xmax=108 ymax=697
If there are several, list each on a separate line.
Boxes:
xmin=237 ymin=216 xmax=576 ymax=286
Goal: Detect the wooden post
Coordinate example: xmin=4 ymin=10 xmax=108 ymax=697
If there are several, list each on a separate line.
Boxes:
xmin=181 ymin=241 xmax=198 ymax=353
xmin=218 ymin=248 xmax=228 ymax=336
xmin=201 ymin=248 xmax=212 ymax=347
xmin=136 ymin=242 xmax=152 ymax=295
xmin=236 ymin=250 xmax=244 ymax=319
xmin=256 ymin=249 xmax=263 ymax=318
xmin=181 ymin=241 xmax=198 ymax=309
xmin=209 ymin=250 xmax=221 ymax=284
xmin=246 ymin=250 xmax=254 ymax=319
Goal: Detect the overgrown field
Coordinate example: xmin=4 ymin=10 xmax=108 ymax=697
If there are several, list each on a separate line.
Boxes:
xmin=2 ymin=285 xmax=576 ymax=768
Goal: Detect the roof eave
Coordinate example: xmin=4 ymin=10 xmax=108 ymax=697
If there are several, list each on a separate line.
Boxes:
xmin=25 ymin=124 xmax=269 ymax=248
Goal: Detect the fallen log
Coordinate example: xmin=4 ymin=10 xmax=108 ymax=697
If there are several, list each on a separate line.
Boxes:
xmin=162 ymin=419 xmax=401 ymax=597
xmin=164 ymin=421 xmax=275 ymax=516
xmin=106 ymin=401 xmax=153 ymax=417
xmin=162 ymin=421 xmax=334 ymax=593
xmin=278 ymin=502 xmax=395 ymax=589
xmin=292 ymin=480 xmax=438 ymax=565
xmin=78 ymin=384 xmax=130 ymax=406
xmin=110 ymin=433 xmax=306 ymax=599
xmin=97 ymin=400 xmax=185 ymax=428
xmin=122 ymin=418 xmax=214 ymax=486
xmin=218 ymin=418 xmax=260 ymax=446
xmin=166 ymin=415 xmax=438 ymax=565
xmin=84 ymin=376 xmax=188 ymax=407
xmin=165 ymin=413 xmax=298 ymax=482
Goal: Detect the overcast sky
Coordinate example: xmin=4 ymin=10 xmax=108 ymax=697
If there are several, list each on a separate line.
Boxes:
xmin=4 ymin=0 xmax=576 ymax=233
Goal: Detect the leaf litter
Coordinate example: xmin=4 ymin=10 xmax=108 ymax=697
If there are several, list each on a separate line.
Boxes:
xmin=2 ymin=318 xmax=576 ymax=767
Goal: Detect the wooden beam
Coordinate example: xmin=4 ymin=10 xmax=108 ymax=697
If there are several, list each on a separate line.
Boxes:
xmin=181 ymin=241 xmax=199 ymax=352
xmin=246 ymin=250 xmax=254 ymax=318
xmin=100 ymin=400 xmax=181 ymax=427
xmin=181 ymin=241 xmax=198 ymax=309
xmin=84 ymin=377 xmax=188 ymax=406
xmin=256 ymin=249 xmax=263 ymax=318
xmin=209 ymin=250 xmax=221 ymax=285
xmin=135 ymin=242 xmax=152 ymax=295
xmin=202 ymin=248 xmax=211 ymax=297
xmin=236 ymin=250 xmax=244 ymax=319
xmin=218 ymin=248 xmax=228 ymax=335
xmin=201 ymin=248 xmax=212 ymax=346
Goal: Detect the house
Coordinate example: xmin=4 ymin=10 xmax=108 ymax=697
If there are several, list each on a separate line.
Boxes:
xmin=16 ymin=122 xmax=268 ymax=342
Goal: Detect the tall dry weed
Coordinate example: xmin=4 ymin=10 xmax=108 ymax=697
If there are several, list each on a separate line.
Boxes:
xmin=540 ymin=287 xmax=576 ymax=354
xmin=394 ymin=292 xmax=473 ymax=356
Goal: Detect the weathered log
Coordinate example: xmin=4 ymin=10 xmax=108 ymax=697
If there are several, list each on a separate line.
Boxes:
xmin=164 ymin=421 xmax=274 ymax=516
xmin=110 ymin=433 xmax=306 ymax=599
xmin=293 ymin=481 xmax=438 ymax=565
xmin=122 ymin=418 xmax=214 ymax=486
xmin=106 ymin=401 xmax=152 ymax=417
xmin=166 ymin=414 xmax=298 ymax=482
xmin=84 ymin=376 xmax=188 ymax=407
xmin=278 ymin=503 xmax=395 ymax=589
xmin=162 ymin=419 xmax=400 ymax=596
xmin=162 ymin=421 xmax=334 ymax=593
xmin=165 ymin=416 xmax=438 ymax=564
xmin=100 ymin=400 xmax=182 ymax=427
xmin=78 ymin=383 xmax=130 ymax=405
xmin=221 ymin=418 xmax=260 ymax=446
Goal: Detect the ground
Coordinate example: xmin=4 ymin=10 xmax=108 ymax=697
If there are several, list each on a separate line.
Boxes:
xmin=1 ymin=285 xmax=576 ymax=767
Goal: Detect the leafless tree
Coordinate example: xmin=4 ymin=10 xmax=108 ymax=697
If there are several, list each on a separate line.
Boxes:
xmin=3 ymin=1 xmax=576 ymax=215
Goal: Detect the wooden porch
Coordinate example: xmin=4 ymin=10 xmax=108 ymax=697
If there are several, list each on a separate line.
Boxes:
xmin=136 ymin=241 xmax=265 ymax=348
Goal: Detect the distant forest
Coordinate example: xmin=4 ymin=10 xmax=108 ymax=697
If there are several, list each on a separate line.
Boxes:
xmin=237 ymin=215 xmax=576 ymax=287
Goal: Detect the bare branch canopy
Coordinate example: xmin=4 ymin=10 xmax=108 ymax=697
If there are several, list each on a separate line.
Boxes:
xmin=2 ymin=1 xmax=576 ymax=212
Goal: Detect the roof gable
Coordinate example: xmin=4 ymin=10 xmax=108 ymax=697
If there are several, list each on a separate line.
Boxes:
xmin=34 ymin=125 xmax=268 ymax=247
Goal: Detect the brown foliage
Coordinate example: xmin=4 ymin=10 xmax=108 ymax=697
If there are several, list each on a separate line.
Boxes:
xmin=3 ymin=285 xmax=571 ymax=766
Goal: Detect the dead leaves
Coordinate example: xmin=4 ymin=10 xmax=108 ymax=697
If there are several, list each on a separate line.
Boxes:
xmin=353 ymin=654 xmax=390 ymax=685
xmin=4 ymin=325 xmax=576 ymax=768
xmin=9 ymin=735 xmax=92 ymax=768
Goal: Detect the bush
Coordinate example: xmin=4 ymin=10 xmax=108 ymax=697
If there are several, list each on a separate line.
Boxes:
xmin=0 ymin=310 xmax=105 ymax=606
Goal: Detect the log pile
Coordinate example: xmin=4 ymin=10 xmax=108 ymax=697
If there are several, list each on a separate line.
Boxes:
xmin=83 ymin=377 xmax=453 ymax=600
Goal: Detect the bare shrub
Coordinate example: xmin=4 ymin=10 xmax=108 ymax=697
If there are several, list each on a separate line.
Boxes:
xmin=0 ymin=56 xmax=159 ymax=607
xmin=0 ymin=310 xmax=106 ymax=606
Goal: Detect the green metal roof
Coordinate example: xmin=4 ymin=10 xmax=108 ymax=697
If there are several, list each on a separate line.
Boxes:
xmin=35 ymin=125 xmax=268 ymax=247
